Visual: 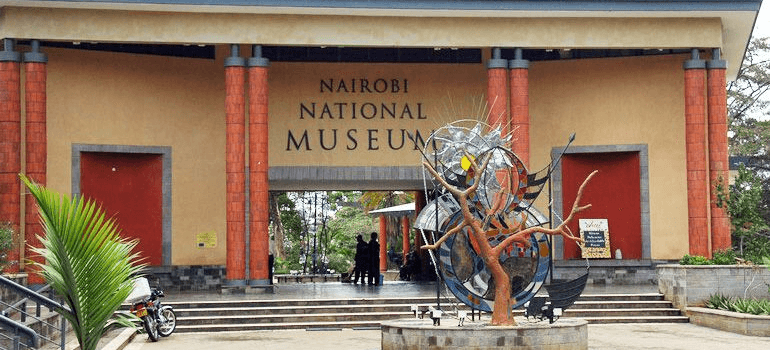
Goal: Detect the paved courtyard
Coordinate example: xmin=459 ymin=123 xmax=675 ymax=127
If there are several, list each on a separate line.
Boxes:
xmin=118 ymin=282 xmax=770 ymax=349
xmin=123 ymin=322 xmax=770 ymax=350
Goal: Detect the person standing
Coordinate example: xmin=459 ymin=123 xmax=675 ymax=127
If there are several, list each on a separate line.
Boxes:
xmin=352 ymin=234 xmax=368 ymax=284
xmin=367 ymin=231 xmax=380 ymax=286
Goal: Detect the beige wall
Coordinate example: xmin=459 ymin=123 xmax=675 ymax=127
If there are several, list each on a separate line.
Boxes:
xmin=268 ymin=61 xmax=486 ymax=166
xmin=42 ymin=46 xmax=690 ymax=264
xmin=46 ymin=47 xmax=227 ymax=265
xmin=529 ymin=54 xmax=689 ymax=260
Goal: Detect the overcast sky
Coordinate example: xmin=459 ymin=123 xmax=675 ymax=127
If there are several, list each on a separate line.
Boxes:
xmin=754 ymin=1 xmax=769 ymax=39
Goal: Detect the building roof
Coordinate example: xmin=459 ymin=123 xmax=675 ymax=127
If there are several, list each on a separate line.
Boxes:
xmin=369 ymin=202 xmax=415 ymax=217
xmin=1 ymin=0 xmax=763 ymax=79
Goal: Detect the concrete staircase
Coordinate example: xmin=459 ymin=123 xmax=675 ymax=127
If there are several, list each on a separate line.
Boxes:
xmin=168 ymin=293 xmax=687 ymax=333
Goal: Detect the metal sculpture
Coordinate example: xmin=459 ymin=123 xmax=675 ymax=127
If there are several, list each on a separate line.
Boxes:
xmin=414 ymin=120 xmax=596 ymax=326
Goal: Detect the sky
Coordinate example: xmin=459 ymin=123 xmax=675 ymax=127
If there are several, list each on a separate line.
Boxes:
xmin=754 ymin=1 xmax=770 ymax=39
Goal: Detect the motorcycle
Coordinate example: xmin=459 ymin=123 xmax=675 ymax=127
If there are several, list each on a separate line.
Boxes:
xmin=127 ymin=277 xmax=176 ymax=341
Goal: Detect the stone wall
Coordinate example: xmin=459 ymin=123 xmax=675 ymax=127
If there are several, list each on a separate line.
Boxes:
xmin=144 ymin=265 xmax=226 ymax=292
xmin=553 ymin=259 xmax=672 ymax=285
xmin=381 ymin=318 xmax=588 ymax=350
xmin=687 ymin=307 xmax=770 ymax=336
xmin=657 ymin=264 xmax=770 ymax=310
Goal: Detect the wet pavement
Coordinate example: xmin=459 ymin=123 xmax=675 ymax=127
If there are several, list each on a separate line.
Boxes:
xmin=125 ymin=282 xmax=770 ymax=350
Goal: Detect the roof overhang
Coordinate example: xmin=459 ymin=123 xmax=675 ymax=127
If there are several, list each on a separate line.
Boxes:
xmin=0 ymin=0 xmax=762 ymax=79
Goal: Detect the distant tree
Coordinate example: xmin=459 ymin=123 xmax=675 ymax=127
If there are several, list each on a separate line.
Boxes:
xmin=728 ymin=164 xmax=770 ymax=263
xmin=728 ymin=36 xmax=770 ymax=227
xmin=324 ymin=205 xmax=378 ymax=273
xmin=728 ymin=37 xmax=770 ymax=154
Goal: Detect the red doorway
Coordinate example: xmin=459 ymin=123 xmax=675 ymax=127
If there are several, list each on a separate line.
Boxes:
xmin=562 ymin=152 xmax=642 ymax=259
xmin=80 ymin=152 xmax=163 ymax=265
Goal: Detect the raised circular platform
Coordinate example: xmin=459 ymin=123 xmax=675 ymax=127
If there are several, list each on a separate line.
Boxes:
xmin=381 ymin=317 xmax=588 ymax=350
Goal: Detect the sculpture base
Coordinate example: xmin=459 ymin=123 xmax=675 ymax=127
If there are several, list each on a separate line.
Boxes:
xmin=381 ymin=317 xmax=588 ymax=350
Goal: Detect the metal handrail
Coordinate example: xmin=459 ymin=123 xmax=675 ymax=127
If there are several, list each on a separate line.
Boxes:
xmin=3 ymin=283 xmax=54 ymax=320
xmin=0 ymin=275 xmax=71 ymax=350
xmin=0 ymin=314 xmax=38 ymax=349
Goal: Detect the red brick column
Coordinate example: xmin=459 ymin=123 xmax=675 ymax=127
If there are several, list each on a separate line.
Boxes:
xmin=224 ymin=45 xmax=247 ymax=284
xmin=401 ymin=215 xmax=410 ymax=264
xmin=707 ymin=50 xmax=731 ymax=252
xmin=0 ymin=39 xmax=21 ymax=273
xmin=487 ymin=48 xmax=508 ymax=134
xmin=24 ymin=41 xmax=47 ymax=283
xmin=379 ymin=215 xmax=387 ymax=272
xmin=683 ymin=50 xmax=710 ymax=257
xmin=248 ymin=46 xmax=271 ymax=285
xmin=509 ymin=49 xmax=530 ymax=168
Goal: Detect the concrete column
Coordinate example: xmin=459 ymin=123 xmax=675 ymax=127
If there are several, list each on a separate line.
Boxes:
xmin=509 ymin=48 xmax=531 ymax=168
xmin=486 ymin=48 xmax=508 ymax=134
xmin=224 ymin=44 xmax=247 ymax=284
xmin=248 ymin=45 xmax=271 ymax=285
xmin=401 ymin=215 xmax=410 ymax=264
xmin=683 ymin=49 xmax=710 ymax=258
xmin=379 ymin=215 xmax=387 ymax=272
xmin=24 ymin=40 xmax=47 ymax=284
xmin=707 ymin=49 xmax=731 ymax=252
xmin=0 ymin=39 xmax=21 ymax=273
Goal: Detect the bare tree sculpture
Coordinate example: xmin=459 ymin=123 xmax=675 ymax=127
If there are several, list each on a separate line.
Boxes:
xmin=421 ymin=148 xmax=597 ymax=326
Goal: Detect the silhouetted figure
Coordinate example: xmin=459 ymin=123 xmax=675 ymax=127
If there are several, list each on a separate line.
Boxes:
xmin=367 ymin=231 xmax=380 ymax=285
xmin=353 ymin=234 xmax=368 ymax=284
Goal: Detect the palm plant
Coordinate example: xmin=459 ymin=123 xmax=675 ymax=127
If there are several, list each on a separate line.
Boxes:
xmin=20 ymin=174 xmax=145 ymax=350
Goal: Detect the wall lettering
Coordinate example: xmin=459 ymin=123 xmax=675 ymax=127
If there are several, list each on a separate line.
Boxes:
xmin=287 ymin=78 xmax=432 ymax=152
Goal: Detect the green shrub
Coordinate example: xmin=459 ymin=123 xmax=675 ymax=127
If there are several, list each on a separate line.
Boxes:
xmin=706 ymin=294 xmax=733 ymax=310
xmin=706 ymin=293 xmax=770 ymax=315
xmin=680 ymin=254 xmax=711 ymax=265
xmin=711 ymin=249 xmax=737 ymax=265
xmin=0 ymin=222 xmax=13 ymax=270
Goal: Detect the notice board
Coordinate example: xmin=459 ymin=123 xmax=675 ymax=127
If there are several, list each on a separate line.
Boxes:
xmin=579 ymin=219 xmax=611 ymax=258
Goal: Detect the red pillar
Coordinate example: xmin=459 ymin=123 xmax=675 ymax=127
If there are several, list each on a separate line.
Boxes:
xmin=509 ymin=49 xmax=530 ymax=168
xmin=24 ymin=41 xmax=47 ymax=283
xmin=707 ymin=50 xmax=731 ymax=252
xmin=401 ymin=216 xmax=409 ymax=264
xmin=248 ymin=47 xmax=271 ymax=285
xmin=224 ymin=45 xmax=247 ymax=284
xmin=487 ymin=48 xmax=508 ymax=133
xmin=379 ymin=215 xmax=387 ymax=272
xmin=684 ymin=50 xmax=710 ymax=258
xmin=0 ymin=39 xmax=21 ymax=274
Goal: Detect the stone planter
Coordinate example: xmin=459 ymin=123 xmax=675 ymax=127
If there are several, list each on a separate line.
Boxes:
xmin=381 ymin=318 xmax=588 ymax=350
xmin=687 ymin=307 xmax=770 ymax=336
xmin=657 ymin=264 xmax=770 ymax=310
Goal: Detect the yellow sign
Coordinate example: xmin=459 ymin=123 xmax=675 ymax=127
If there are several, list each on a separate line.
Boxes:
xmin=196 ymin=231 xmax=217 ymax=248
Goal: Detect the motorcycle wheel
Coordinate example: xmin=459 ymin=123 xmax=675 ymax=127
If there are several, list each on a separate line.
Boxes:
xmin=143 ymin=315 xmax=160 ymax=342
xmin=158 ymin=307 xmax=176 ymax=337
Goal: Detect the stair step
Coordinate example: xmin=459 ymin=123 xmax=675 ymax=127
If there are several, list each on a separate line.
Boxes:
xmin=159 ymin=293 xmax=687 ymax=330
xmin=579 ymin=316 xmax=690 ymax=324
xmin=176 ymin=320 xmax=384 ymax=332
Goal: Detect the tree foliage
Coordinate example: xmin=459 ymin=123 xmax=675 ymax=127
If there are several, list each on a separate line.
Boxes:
xmin=728 ymin=37 xmax=770 ymax=156
xmin=728 ymin=165 xmax=770 ymax=263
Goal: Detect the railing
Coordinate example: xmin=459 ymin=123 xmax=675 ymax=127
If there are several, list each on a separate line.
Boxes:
xmin=0 ymin=275 xmax=70 ymax=350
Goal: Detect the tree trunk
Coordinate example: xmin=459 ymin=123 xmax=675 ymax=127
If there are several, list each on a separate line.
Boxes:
xmin=269 ymin=193 xmax=286 ymax=260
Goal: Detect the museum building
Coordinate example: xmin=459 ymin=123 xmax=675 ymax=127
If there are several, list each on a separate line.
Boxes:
xmin=0 ymin=0 xmax=763 ymax=287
